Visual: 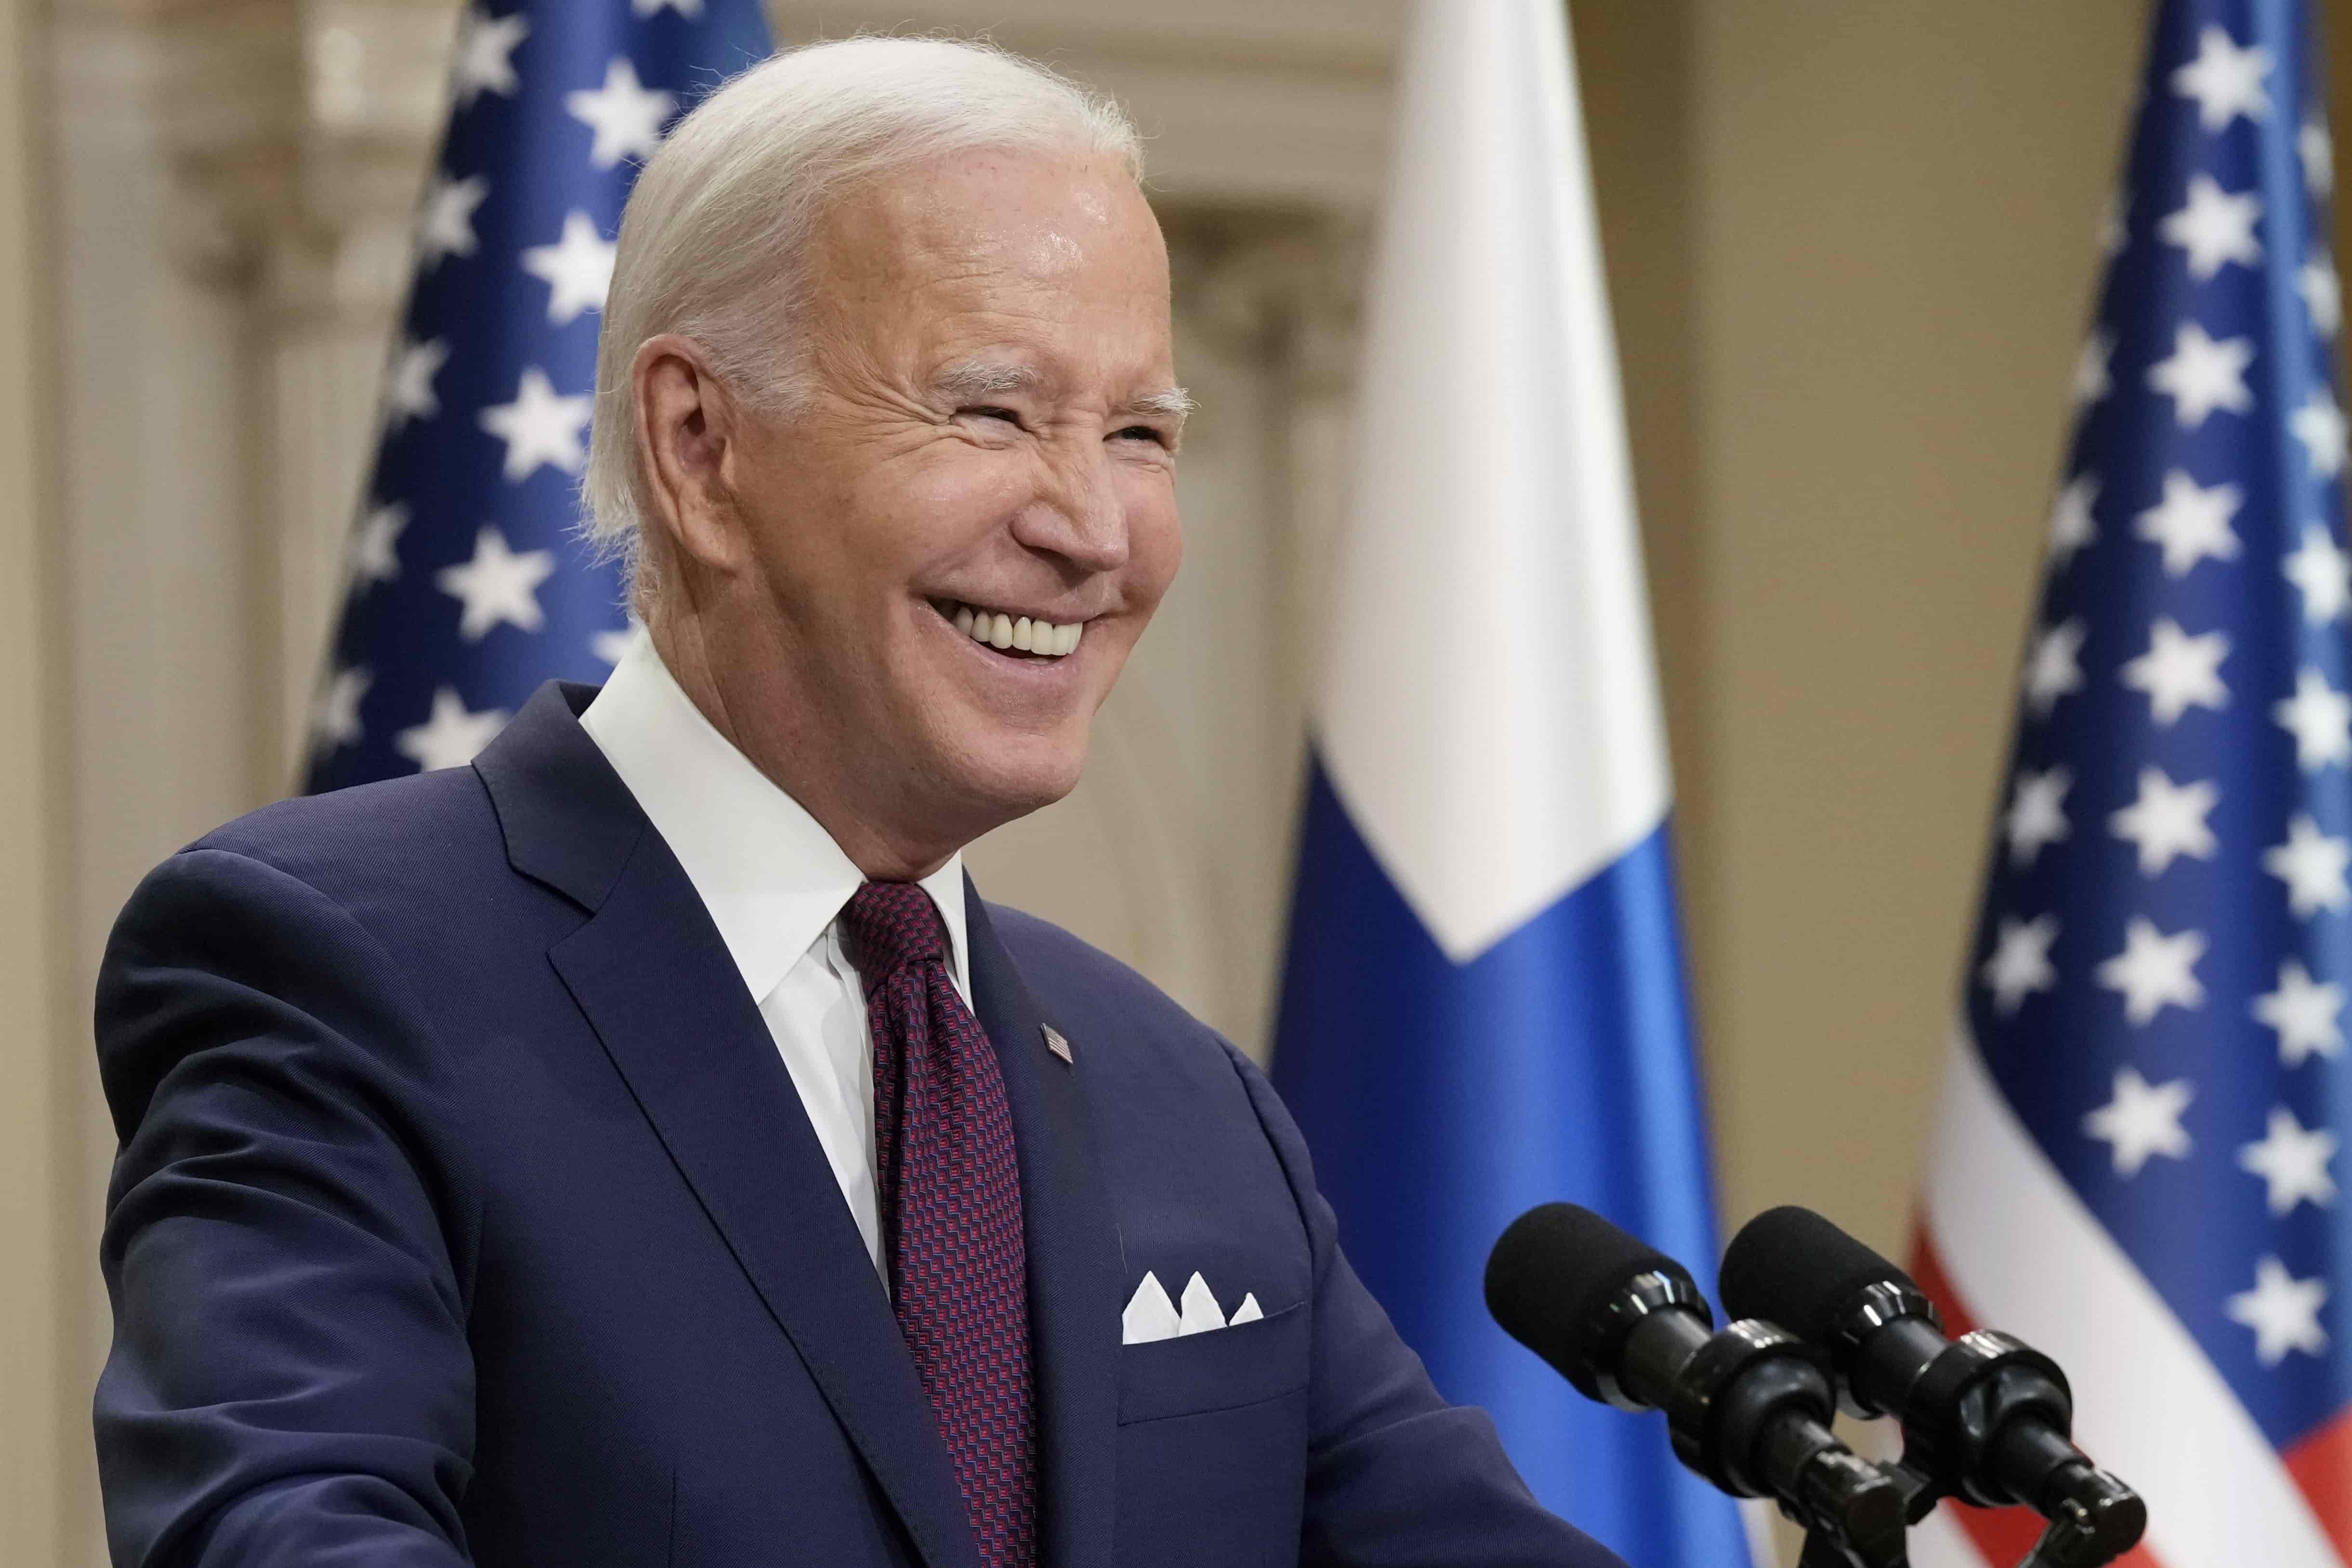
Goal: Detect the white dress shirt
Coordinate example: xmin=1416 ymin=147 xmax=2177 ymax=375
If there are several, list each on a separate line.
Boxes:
xmin=579 ymin=630 xmax=970 ymax=1277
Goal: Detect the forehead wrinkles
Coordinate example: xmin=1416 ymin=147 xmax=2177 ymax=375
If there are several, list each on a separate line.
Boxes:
xmin=802 ymin=157 xmax=1171 ymax=380
xmin=868 ymin=156 xmax=1140 ymax=289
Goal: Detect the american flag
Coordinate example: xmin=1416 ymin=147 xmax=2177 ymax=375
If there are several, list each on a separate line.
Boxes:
xmin=1910 ymin=2 xmax=2351 ymax=1565
xmin=302 ymin=0 xmax=769 ymax=794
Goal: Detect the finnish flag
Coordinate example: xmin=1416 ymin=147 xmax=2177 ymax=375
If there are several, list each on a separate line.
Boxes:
xmin=1269 ymin=2 xmax=1753 ymax=1563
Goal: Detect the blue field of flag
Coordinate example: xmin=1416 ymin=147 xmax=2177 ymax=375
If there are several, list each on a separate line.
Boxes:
xmin=304 ymin=0 xmax=768 ymax=794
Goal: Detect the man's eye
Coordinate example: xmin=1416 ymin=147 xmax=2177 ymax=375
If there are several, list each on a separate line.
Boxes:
xmin=1113 ymin=424 xmax=1169 ymax=446
xmin=963 ymin=405 xmax=1022 ymax=426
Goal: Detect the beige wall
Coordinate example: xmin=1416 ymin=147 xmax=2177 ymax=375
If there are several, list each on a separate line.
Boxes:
xmin=1570 ymin=2 xmax=2151 ymax=1267
xmin=1675 ymin=1 xmax=2149 ymax=1252
xmin=11 ymin=3 xmax=2318 ymax=1564
xmin=0 ymin=0 xmax=73 ymax=1556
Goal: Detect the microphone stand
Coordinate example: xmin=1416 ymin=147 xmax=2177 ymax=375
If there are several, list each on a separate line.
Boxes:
xmin=2010 ymin=1488 xmax=2150 ymax=1568
xmin=1791 ymin=1452 xmax=2143 ymax=1568
xmin=1790 ymin=1456 xmax=1920 ymax=1568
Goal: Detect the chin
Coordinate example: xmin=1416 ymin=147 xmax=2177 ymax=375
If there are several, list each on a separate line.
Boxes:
xmin=933 ymin=724 xmax=1090 ymax=828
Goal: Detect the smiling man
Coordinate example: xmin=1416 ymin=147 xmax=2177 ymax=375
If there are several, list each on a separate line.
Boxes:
xmin=92 ymin=39 xmax=1626 ymax=1568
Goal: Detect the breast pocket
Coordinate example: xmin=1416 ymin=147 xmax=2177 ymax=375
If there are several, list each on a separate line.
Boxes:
xmin=1116 ymin=1299 xmax=1309 ymax=1424
xmin=1114 ymin=1302 xmax=1312 ymax=1568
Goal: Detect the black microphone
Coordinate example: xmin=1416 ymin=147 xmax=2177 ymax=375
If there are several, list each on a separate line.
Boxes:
xmin=1721 ymin=1206 xmax=2144 ymax=1560
xmin=1485 ymin=1203 xmax=1906 ymax=1568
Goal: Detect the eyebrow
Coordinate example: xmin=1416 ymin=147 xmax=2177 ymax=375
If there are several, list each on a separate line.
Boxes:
xmin=931 ymin=358 xmax=1196 ymax=423
xmin=933 ymin=360 xmax=1041 ymax=402
xmin=1124 ymin=387 xmax=1198 ymax=420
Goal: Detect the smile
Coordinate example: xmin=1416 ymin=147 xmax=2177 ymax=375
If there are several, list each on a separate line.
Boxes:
xmin=936 ymin=599 xmax=1084 ymax=659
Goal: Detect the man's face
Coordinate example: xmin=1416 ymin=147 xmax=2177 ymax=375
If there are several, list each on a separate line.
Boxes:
xmin=720 ymin=146 xmax=1183 ymax=845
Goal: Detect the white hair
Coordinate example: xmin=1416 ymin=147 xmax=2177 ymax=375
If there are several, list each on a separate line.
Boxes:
xmin=580 ymin=36 xmax=1146 ymax=600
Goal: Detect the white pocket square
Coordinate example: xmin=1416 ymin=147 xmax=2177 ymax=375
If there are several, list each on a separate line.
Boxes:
xmin=1122 ymin=1270 xmax=1263 ymax=1345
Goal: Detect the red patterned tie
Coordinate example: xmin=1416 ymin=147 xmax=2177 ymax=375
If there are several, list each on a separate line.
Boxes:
xmin=839 ymin=881 xmax=1038 ymax=1568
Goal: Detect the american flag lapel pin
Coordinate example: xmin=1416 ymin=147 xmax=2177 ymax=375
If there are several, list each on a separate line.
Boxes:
xmin=1041 ymin=1024 xmax=1073 ymax=1064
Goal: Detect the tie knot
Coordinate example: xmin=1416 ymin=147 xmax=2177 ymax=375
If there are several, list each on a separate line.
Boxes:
xmin=840 ymin=881 xmax=948 ymax=976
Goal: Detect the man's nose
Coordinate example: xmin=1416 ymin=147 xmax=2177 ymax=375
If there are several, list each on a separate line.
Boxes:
xmin=1013 ymin=437 xmax=1131 ymax=573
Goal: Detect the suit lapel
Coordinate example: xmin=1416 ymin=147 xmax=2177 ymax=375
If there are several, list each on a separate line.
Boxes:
xmin=965 ymin=888 xmax=1122 ymax=1568
xmin=481 ymin=686 xmax=980 ymax=1568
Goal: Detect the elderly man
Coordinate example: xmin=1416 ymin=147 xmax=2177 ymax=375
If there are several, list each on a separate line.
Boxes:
xmin=93 ymin=38 xmax=1627 ymax=1568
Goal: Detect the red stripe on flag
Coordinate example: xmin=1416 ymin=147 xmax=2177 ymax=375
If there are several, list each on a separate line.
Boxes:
xmin=1910 ymin=1221 xmax=2167 ymax=1568
xmin=2286 ymin=1408 xmax=2352 ymax=1563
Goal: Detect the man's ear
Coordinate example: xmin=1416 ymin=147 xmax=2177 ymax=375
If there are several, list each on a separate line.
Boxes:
xmin=631 ymin=334 xmax=753 ymax=580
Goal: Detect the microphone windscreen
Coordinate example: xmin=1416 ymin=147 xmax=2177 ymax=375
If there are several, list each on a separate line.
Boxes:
xmin=1484 ymin=1202 xmax=1694 ymax=1390
xmin=1719 ymin=1205 xmax=1917 ymax=1343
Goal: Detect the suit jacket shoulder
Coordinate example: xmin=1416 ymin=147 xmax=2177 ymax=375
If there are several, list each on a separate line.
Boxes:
xmin=178 ymin=761 xmax=506 ymax=902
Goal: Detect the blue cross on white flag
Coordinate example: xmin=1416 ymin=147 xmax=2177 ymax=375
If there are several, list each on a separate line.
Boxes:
xmin=1910 ymin=2 xmax=2352 ymax=1564
xmin=1270 ymin=2 xmax=1751 ymax=1563
xmin=303 ymin=0 xmax=769 ymax=793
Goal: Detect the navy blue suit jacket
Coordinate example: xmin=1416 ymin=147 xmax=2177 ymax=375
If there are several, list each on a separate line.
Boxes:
xmin=93 ymin=683 xmax=1626 ymax=1568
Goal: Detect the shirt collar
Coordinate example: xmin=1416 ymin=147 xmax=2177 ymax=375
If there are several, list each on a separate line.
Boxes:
xmin=578 ymin=629 xmax=970 ymax=1005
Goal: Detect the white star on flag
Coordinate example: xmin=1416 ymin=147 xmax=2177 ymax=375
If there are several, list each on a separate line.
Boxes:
xmin=1982 ymin=914 xmax=2061 ymax=1016
xmin=522 ymin=210 xmax=618 ymax=325
xmin=2135 ymin=469 xmax=2243 ymax=576
xmin=2293 ymin=387 xmax=2349 ymax=477
xmin=2226 ymin=1256 xmax=2329 ymax=1366
xmin=2100 ymin=189 xmax=2130 ymax=258
xmin=592 ymin=625 xmax=637 ymax=665
xmin=2023 ymin=617 xmax=2087 ymax=717
xmin=2004 ymin=766 xmax=2072 ymax=865
xmin=383 ymin=337 xmax=449 ymax=430
xmin=417 ymin=173 xmax=490 ymax=270
xmin=2238 ymin=1107 xmax=2338 ymax=1215
xmin=2254 ymin=958 xmax=2347 ymax=1068
xmin=2096 ymin=916 xmax=2207 ymax=1025
xmin=312 ymin=666 xmax=370 ymax=749
xmin=2048 ymin=474 xmax=2099 ymax=568
xmin=2145 ymin=319 xmax=2254 ymax=427
xmin=2300 ymin=254 xmax=2342 ymax=337
xmin=2168 ymin=25 xmax=2272 ymax=131
xmin=479 ymin=367 xmax=594 ymax=482
xmin=633 ymin=0 xmax=704 ymax=13
xmin=451 ymin=5 xmax=529 ymax=107
xmin=436 ymin=525 xmax=558 ymax=641
xmin=2274 ymin=666 xmax=2352 ymax=771
xmin=2304 ymin=115 xmax=2336 ymax=198
xmin=2082 ymin=1066 xmax=2194 ymax=1176
xmin=2108 ymin=766 xmax=2219 ymax=876
xmin=349 ymin=502 xmax=408 ymax=589
xmin=567 ymin=58 xmax=676 ymax=170
xmin=2073 ymin=330 xmax=2114 ymax=408
xmin=2158 ymin=174 xmax=2263 ymax=280
xmin=2264 ymin=814 xmax=2352 ymax=918
xmin=394 ymin=687 xmax=511 ymax=772
xmin=2119 ymin=616 xmax=2229 ymax=725
xmin=2284 ymin=525 xmax=2352 ymax=624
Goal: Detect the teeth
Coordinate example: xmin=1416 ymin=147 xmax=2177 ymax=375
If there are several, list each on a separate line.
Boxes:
xmin=947 ymin=601 xmax=1084 ymax=659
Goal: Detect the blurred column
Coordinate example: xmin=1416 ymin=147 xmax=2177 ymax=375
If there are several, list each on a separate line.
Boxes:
xmin=47 ymin=5 xmax=285 ymax=1559
xmin=41 ymin=6 xmax=448 ymax=1560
